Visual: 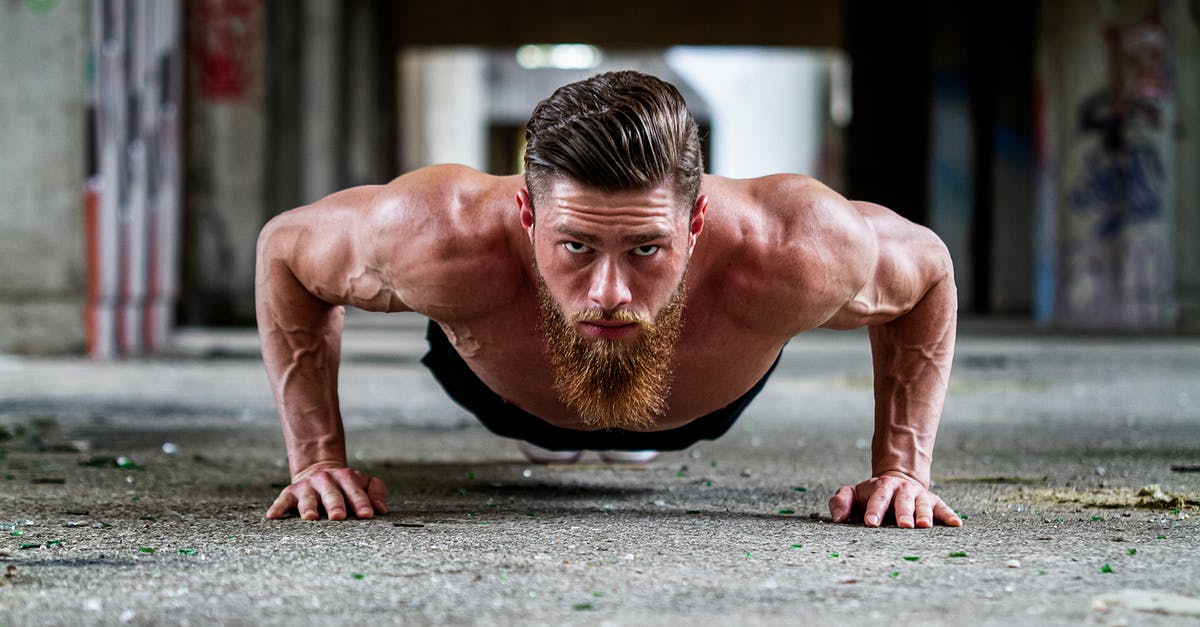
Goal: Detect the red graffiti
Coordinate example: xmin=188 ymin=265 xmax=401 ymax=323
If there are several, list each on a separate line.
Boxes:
xmin=188 ymin=0 xmax=262 ymax=100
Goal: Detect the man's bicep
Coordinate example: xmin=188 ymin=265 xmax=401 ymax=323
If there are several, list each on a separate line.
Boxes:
xmin=820 ymin=201 xmax=951 ymax=330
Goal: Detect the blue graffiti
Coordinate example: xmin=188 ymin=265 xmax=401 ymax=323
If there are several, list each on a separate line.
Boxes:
xmin=1067 ymin=142 xmax=1163 ymax=239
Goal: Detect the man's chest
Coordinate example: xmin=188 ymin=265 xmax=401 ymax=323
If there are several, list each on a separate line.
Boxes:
xmin=435 ymin=304 xmax=787 ymax=431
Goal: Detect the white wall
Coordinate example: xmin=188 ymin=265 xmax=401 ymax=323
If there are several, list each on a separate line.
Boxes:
xmin=400 ymin=49 xmax=489 ymax=170
xmin=666 ymin=47 xmax=828 ymax=178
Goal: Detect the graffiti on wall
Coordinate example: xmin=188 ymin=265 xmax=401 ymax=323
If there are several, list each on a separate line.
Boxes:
xmin=188 ymin=0 xmax=262 ymax=100
xmin=1060 ymin=10 xmax=1174 ymax=329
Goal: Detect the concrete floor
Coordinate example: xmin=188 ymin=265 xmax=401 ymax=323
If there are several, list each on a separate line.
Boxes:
xmin=1 ymin=313 xmax=1198 ymax=625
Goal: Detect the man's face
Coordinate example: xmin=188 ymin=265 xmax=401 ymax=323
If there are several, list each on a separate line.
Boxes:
xmin=519 ymin=178 xmax=706 ymax=431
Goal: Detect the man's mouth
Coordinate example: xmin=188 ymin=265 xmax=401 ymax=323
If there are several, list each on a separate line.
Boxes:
xmin=578 ymin=320 xmax=640 ymax=340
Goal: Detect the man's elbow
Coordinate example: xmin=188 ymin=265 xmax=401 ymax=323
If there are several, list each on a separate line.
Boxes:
xmin=922 ymin=232 xmax=958 ymax=319
xmin=919 ymin=227 xmax=955 ymax=289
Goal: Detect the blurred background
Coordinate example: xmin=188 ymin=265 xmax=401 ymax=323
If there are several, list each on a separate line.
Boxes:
xmin=1 ymin=0 xmax=1197 ymax=357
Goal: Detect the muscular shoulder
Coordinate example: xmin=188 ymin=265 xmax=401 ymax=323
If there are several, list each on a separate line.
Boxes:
xmin=366 ymin=165 xmax=507 ymax=247
xmin=261 ymin=165 xmax=525 ymax=319
xmin=700 ymin=174 xmax=876 ymax=334
xmin=366 ymin=165 xmax=526 ymax=319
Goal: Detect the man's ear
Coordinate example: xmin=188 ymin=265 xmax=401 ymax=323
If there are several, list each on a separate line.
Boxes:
xmin=687 ymin=195 xmax=708 ymax=255
xmin=517 ymin=188 xmax=535 ymax=242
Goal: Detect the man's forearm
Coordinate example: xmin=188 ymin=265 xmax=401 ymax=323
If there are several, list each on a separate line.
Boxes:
xmin=867 ymin=274 xmax=957 ymax=487
xmin=256 ymin=238 xmax=350 ymax=479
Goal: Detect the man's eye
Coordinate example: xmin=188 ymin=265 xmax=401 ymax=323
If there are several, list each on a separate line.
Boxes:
xmin=632 ymin=245 xmax=659 ymax=257
xmin=563 ymin=241 xmax=590 ymax=254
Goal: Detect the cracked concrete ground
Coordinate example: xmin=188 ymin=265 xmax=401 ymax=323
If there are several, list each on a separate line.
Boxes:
xmin=1 ymin=313 xmax=1198 ymax=626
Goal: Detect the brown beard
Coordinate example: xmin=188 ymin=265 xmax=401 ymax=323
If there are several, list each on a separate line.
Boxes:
xmin=535 ymin=270 xmax=687 ymax=432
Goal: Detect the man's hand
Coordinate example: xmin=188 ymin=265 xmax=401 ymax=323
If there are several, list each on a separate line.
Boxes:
xmin=828 ymin=472 xmax=961 ymax=528
xmin=266 ymin=465 xmax=388 ymax=521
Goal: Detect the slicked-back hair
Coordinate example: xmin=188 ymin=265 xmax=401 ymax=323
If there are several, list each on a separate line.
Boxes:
xmin=523 ymin=71 xmax=703 ymax=213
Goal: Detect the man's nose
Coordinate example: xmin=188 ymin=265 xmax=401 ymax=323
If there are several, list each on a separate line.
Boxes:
xmin=587 ymin=258 xmax=632 ymax=311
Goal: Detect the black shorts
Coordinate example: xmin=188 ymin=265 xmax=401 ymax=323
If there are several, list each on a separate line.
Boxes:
xmin=420 ymin=320 xmax=781 ymax=451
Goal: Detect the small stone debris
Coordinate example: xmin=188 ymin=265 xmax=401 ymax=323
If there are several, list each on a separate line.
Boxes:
xmin=740 ymin=468 xmax=753 ymax=478
xmin=1006 ymin=559 xmax=1021 ymax=568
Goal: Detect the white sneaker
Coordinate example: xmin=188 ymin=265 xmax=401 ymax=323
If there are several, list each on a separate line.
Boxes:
xmin=517 ymin=440 xmax=582 ymax=464
xmin=598 ymin=450 xmax=659 ymax=464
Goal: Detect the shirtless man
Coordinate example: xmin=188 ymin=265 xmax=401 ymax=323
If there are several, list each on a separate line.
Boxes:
xmin=256 ymin=71 xmax=961 ymax=529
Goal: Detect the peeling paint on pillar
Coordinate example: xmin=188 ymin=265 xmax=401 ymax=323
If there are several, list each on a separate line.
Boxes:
xmin=1036 ymin=1 xmax=1181 ymax=331
xmin=86 ymin=0 xmax=185 ymax=358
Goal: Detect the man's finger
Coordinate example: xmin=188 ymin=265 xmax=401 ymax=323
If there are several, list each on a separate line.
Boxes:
xmin=864 ymin=480 xmax=898 ymax=527
xmin=267 ymin=490 xmax=298 ymax=519
xmin=308 ymin=473 xmax=347 ymax=520
xmin=829 ymin=486 xmax=855 ymax=523
xmin=332 ymin=470 xmax=375 ymax=519
xmin=933 ymin=498 xmax=962 ymax=527
xmin=892 ymin=482 xmax=921 ymax=529
xmin=913 ymin=493 xmax=936 ymax=528
xmin=296 ymin=485 xmax=321 ymax=521
xmin=365 ymin=476 xmax=388 ymax=514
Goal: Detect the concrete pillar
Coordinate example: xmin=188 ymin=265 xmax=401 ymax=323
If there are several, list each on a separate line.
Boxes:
xmin=0 ymin=1 xmax=88 ymax=354
xmin=925 ymin=10 xmax=977 ymax=312
xmin=344 ymin=0 xmax=385 ymax=186
xmin=1035 ymin=0 xmax=1181 ymax=330
xmin=87 ymin=0 xmax=185 ymax=358
xmin=300 ymin=0 xmax=344 ymax=203
xmin=184 ymin=0 xmax=266 ymax=325
xmin=1168 ymin=1 xmax=1200 ymax=332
